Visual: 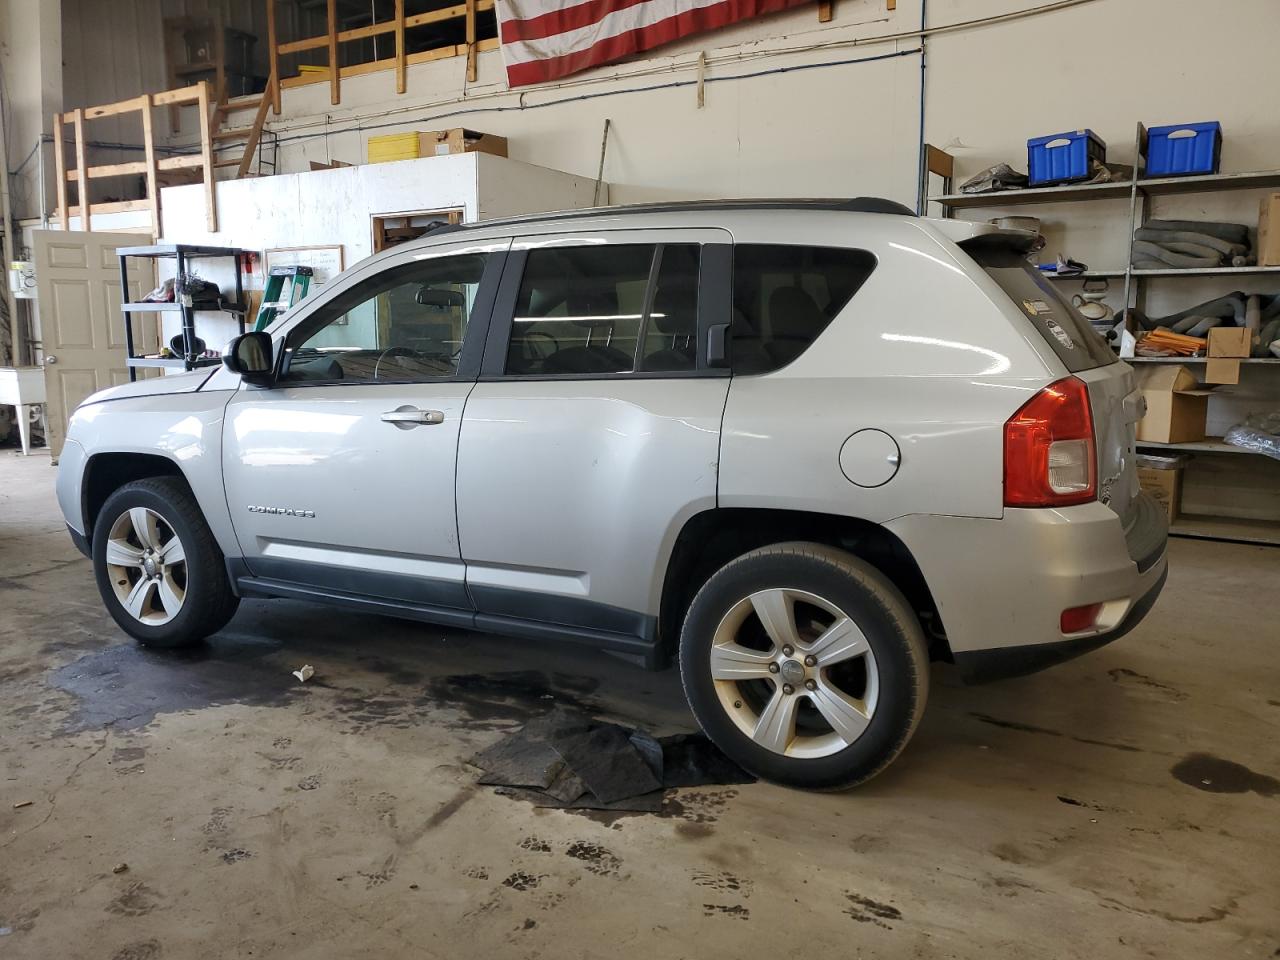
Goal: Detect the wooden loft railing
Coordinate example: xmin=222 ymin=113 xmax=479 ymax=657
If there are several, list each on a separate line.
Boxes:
xmin=54 ymin=82 xmax=218 ymax=235
xmin=265 ymin=0 xmax=499 ymax=111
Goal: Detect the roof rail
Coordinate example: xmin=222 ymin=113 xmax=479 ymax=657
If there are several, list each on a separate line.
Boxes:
xmin=406 ymin=198 xmax=916 ymax=239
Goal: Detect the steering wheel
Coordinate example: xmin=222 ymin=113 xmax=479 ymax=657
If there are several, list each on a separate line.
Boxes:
xmin=373 ymin=345 xmax=422 ymax=379
xmin=523 ymin=330 xmax=560 ymax=361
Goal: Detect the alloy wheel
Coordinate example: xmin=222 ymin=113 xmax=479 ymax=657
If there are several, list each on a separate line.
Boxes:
xmin=105 ymin=507 xmax=188 ymax=626
xmin=710 ymin=588 xmax=879 ymax=759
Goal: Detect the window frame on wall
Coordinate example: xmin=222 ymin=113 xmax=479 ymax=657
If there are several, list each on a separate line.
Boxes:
xmin=274 ymin=247 xmax=507 ymax=388
xmin=480 ymin=232 xmax=733 ymax=382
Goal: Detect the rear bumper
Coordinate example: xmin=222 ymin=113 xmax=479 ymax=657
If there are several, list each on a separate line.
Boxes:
xmin=886 ymin=494 xmax=1168 ymax=679
xmin=953 ymin=563 xmax=1167 ymax=683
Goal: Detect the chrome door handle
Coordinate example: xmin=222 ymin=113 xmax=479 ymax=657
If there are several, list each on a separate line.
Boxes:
xmin=381 ymin=406 xmax=444 ymax=428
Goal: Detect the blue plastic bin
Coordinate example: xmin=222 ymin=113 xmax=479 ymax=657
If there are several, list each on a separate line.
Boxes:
xmin=1145 ymin=122 xmax=1221 ymax=177
xmin=1027 ymin=129 xmax=1106 ymax=186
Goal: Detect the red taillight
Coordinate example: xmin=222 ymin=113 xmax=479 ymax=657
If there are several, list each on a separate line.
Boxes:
xmin=1060 ymin=603 xmax=1103 ymax=634
xmin=1004 ymin=376 xmax=1096 ymax=507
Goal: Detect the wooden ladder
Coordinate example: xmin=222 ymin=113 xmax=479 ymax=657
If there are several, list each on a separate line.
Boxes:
xmin=208 ymin=73 xmax=277 ymax=179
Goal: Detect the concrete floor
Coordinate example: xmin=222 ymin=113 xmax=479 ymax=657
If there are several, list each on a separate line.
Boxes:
xmin=1 ymin=449 xmax=1277 ymax=960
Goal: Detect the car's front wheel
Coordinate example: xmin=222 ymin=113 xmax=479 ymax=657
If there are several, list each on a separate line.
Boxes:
xmin=679 ymin=542 xmax=929 ymax=790
xmin=92 ymin=477 xmax=239 ymax=647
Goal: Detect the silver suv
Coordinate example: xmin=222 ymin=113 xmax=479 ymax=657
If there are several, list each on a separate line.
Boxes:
xmin=56 ymin=200 xmax=1168 ymax=789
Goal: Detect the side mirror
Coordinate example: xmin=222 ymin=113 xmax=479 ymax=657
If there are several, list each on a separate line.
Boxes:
xmin=223 ymin=332 xmax=275 ymax=386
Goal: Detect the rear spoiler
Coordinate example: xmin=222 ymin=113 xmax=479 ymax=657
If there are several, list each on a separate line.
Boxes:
xmin=929 ymin=219 xmax=1042 ymax=254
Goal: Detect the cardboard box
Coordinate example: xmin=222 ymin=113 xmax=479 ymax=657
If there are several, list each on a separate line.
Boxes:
xmin=422 ymin=128 xmax=507 ymax=159
xmin=1204 ymin=357 xmax=1240 ymax=385
xmin=1207 ymin=326 xmax=1252 ymax=358
xmin=1135 ymin=365 xmax=1213 ymax=443
xmin=1137 ymin=464 xmax=1183 ymax=522
xmin=1259 ymin=193 xmax=1280 ymax=268
xmin=367 ymin=128 xmax=508 ymax=164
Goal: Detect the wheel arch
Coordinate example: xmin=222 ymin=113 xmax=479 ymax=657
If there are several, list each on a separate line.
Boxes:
xmin=658 ymin=508 xmax=948 ymax=662
xmin=81 ymin=452 xmax=193 ymax=546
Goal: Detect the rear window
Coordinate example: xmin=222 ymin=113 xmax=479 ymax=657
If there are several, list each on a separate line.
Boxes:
xmin=966 ymin=244 xmax=1117 ymax=372
xmin=732 ymin=245 xmax=876 ymax=374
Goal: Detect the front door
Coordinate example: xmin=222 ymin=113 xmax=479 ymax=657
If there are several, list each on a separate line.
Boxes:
xmin=456 ymin=229 xmax=732 ymax=644
xmin=222 ymin=241 xmax=508 ymax=617
xmin=33 ymin=229 xmax=156 ymax=458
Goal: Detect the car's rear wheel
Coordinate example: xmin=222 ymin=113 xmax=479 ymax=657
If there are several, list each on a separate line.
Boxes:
xmin=679 ymin=542 xmax=929 ymax=790
xmin=92 ymin=477 xmax=239 ymax=648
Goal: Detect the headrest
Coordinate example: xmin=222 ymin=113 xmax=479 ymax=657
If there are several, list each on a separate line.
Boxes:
xmin=767 ymin=287 xmax=825 ymax=340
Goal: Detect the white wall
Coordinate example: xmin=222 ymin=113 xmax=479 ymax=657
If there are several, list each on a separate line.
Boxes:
xmin=155 ymin=151 xmax=598 ymax=348
xmin=1 ymin=0 xmax=62 ymax=221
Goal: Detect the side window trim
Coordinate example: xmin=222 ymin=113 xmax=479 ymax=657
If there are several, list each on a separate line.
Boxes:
xmin=480 ymin=240 xmax=733 ymax=381
xmin=274 ymin=247 xmax=509 ymax=388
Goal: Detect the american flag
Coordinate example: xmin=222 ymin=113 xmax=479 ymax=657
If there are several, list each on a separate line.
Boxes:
xmin=495 ymin=0 xmax=811 ymax=87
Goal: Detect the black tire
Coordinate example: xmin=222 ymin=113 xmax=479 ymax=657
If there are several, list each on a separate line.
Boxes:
xmin=679 ymin=542 xmax=929 ymax=790
xmin=92 ymin=477 xmax=239 ymax=648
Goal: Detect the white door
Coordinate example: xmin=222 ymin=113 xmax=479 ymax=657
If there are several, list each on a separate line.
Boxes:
xmin=223 ymin=241 xmax=507 ymax=617
xmin=33 ymin=230 xmax=156 ymax=458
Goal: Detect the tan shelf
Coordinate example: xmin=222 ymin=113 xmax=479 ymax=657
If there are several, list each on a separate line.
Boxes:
xmin=1168 ymin=514 xmax=1280 ymax=547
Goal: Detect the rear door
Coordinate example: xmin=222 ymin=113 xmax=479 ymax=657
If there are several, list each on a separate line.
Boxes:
xmin=455 ymin=228 xmax=732 ymax=646
xmin=963 ymin=244 xmax=1139 ymax=520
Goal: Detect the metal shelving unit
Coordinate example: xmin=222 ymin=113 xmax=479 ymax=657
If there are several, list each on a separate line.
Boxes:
xmin=119 ymin=243 xmax=248 ymax=382
xmin=930 ymin=125 xmax=1280 ymax=545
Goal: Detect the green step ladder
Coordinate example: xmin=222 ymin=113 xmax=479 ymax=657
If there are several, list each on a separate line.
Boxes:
xmin=253 ymin=265 xmax=314 ymax=331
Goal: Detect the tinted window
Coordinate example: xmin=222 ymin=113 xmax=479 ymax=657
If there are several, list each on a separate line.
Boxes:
xmin=505 ymin=244 xmax=701 ymax=376
xmin=731 ymin=245 xmax=876 ymax=374
xmin=282 ymin=253 xmax=490 ymax=383
xmin=966 ymin=244 xmax=1116 ymax=372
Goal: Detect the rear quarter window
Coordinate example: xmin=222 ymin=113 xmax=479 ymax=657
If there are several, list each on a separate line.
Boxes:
xmin=965 ymin=244 xmax=1117 ymax=372
xmin=732 ymin=245 xmax=876 ymax=375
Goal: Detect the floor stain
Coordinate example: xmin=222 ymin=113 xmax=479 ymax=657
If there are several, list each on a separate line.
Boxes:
xmin=49 ymin=638 xmax=297 ymax=732
xmin=105 ymin=882 xmax=161 ymax=917
xmin=702 ymin=903 xmax=749 ymax=920
xmin=220 ymin=848 xmax=252 ymax=864
xmin=425 ymin=671 xmax=602 ymax=728
xmin=692 ymin=870 xmax=750 ymax=894
xmin=970 ymin=712 xmax=1143 ymax=754
xmin=1171 ymin=754 xmax=1279 ymax=797
xmin=110 ymin=940 xmax=162 ymax=960
xmin=1107 ymin=667 xmax=1188 ymax=702
xmin=844 ymin=892 xmax=902 ymax=928
xmin=518 ymin=836 xmax=551 ymax=853
xmin=501 ymin=871 xmax=544 ymax=892
xmin=564 ymin=840 xmax=621 ymax=877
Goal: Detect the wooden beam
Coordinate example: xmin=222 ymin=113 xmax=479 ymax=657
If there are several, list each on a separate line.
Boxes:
xmin=54 ymin=112 xmax=67 ymax=231
xmin=236 ymin=73 xmax=275 ymax=179
xmin=465 ymin=0 xmax=477 ymax=83
xmin=141 ymin=93 xmax=160 ymax=238
xmin=65 ymin=161 xmax=147 ymax=180
xmin=327 ymin=0 xmax=340 ymax=106
xmin=279 ymin=38 xmax=500 ymax=89
xmin=64 ymin=199 xmax=153 ymax=216
xmin=395 ymin=0 xmax=406 ymax=95
xmin=196 ymin=81 xmax=217 ymax=232
xmin=267 ymin=0 xmax=281 ymax=114
xmin=213 ymin=10 xmax=227 ymax=106
xmin=277 ymin=0 xmax=495 ymax=55
xmin=74 ymin=94 xmax=150 ymax=121
xmin=152 ymin=85 xmax=203 ymax=107
xmin=887 ymin=0 xmax=895 ymax=8
xmin=818 ymin=0 xmax=833 ymax=22
xmin=73 ymin=109 xmax=90 ymax=232
xmin=157 ymin=155 xmax=207 ymax=171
